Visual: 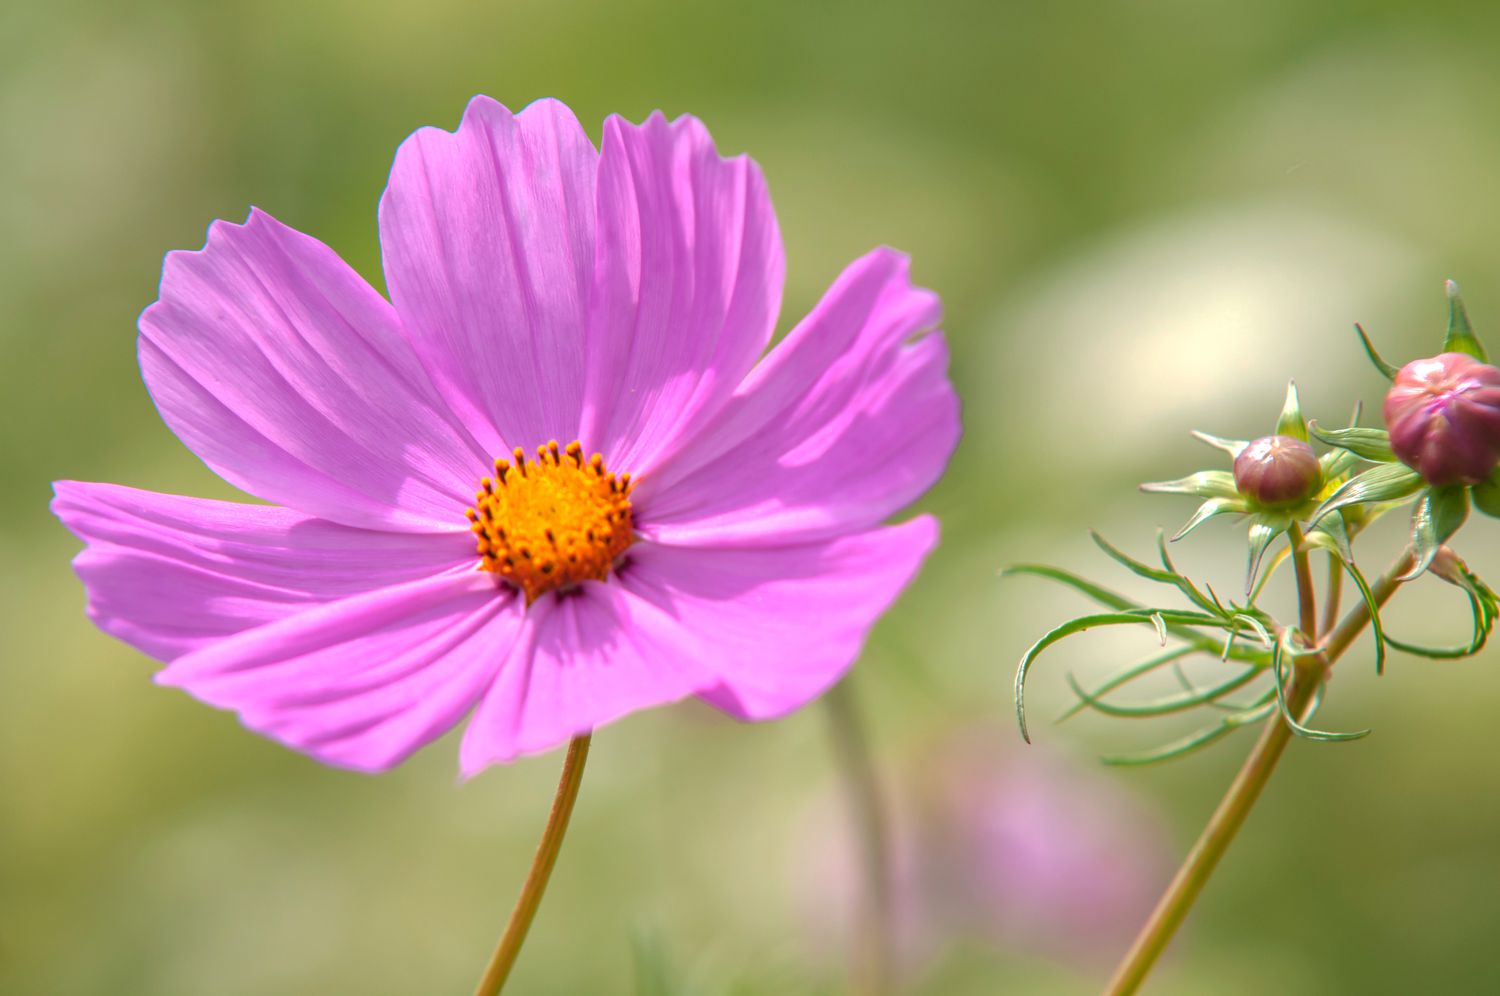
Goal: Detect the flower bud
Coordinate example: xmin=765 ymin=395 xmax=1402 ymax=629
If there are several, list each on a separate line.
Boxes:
xmin=1384 ymin=352 xmax=1500 ymax=486
xmin=1232 ymin=435 xmax=1321 ymax=507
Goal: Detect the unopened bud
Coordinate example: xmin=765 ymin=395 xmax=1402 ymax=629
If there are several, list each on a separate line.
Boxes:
xmin=1232 ymin=435 xmax=1321 ymax=508
xmin=1384 ymin=352 xmax=1500 ymax=486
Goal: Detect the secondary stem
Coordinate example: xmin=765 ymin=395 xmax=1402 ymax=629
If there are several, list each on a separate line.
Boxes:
xmin=473 ymin=733 xmax=592 ymax=996
xmin=825 ymin=678 xmax=894 ymax=996
xmin=1103 ymin=546 xmax=1412 ymax=996
xmin=1320 ymin=550 xmax=1344 ymax=639
xmin=1288 ymin=524 xmax=1318 ymax=641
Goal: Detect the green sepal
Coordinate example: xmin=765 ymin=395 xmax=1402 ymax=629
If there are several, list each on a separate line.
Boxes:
xmin=1311 ymin=462 xmax=1424 ymax=525
xmin=1139 ymin=470 xmax=1241 ymax=500
xmin=1191 ymin=431 xmax=1248 ymax=458
xmin=1319 ymin=448 xmax=1363 ymax=482
xmin=1248 ymin=544 xmax=1292 ymax=604
xmin=1403 ymin=485 xmax=1470 ymax=581
xmin=1472 ymin=467 xmax=1500 ymax=518
xmin=1275 ymin=381 xmax=1309 ymax=441
xmin=1245 ymin=520 xmax=1284 ymax=596
xmin=1308 ymin=422 xmax=1395 ymax=463
xmin=1171 ymin=497 xmax=1244 ymax=542
xmin=1303 ymin=509 xmax=1353 ymax=563
xmin=1443 ymin=279 xmax=1487 ymax=362
xmin=1354 ymin=323 xmax=1399 ymax=380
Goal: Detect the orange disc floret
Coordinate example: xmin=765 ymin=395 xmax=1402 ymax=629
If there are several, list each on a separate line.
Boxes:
xmin=466 ymin=440 xmax=635 ymax=604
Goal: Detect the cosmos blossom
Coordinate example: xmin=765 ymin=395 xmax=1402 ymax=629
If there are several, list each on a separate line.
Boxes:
xmin=52 ymin=96 xmax=960 ymax=776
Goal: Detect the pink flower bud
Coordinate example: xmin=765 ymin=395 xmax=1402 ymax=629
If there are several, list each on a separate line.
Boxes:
xmin=1232 ymin=435 xmax=1321 ymax=507
xmin=1384 ymin=352 xmax=1500 ymax=486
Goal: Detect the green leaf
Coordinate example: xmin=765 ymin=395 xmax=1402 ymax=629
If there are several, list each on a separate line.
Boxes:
xmin=1140 ymin=470 xmax=1241 ymax=500
xmin=1384 ymin=591 xmax=1493 ymax=659
xmin=1354 ymin=322 xmax=1399 ymax=380
xmin=1014 ymin=610 xmax=1237 ymax=742
xmin=1308 ymin=423 xmax=1395 ymax=463
xmin=1057 ymin=646 xmax=1198 ymax=721
xmin=1311 ymin=462 xmax=1424 ymax=525
xmin=1403 ymin=485 xmax=1471 ymax=581
xmin=1157 ymin=533 xmax=1229 ymax=615
xmin=1443 ymin=279 xmax=1488 ymax=362
xmin=1271 ymin=639 xmax=1371 ymax=742
xmin=1275 ymin=381 xmax=1309 ymax=441
xmin=1016 ymin=613 xmax=1162 ymax=742
xmin=1065 ymin=665 xmax=1261 ymax=719
xmin=1003 ymin=562 xmax=1270 ymax=664
xmin=1093 ymin=531 xmax=1222 ymax=615
xmin=1000 ymin=564 xmax=1138 ymax=613
xmin=1229 ymin=611 xmax=1276 ymax=650
xmin=1101 ymin=697 xmax=1277 ymax=767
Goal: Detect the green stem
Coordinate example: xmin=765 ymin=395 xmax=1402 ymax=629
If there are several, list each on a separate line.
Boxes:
xmin=825 ymin=679 xmax=893 ymax=996
xmin=473 ymin=734 xmax=591 ymax=996
xmin=1320 ymin=550 xmax=1344 ymax=641
xmin=1103 ymin=546 xmax=1412 ymax=996
xmin=1287 ymin=524 xmax=1318 ymax=642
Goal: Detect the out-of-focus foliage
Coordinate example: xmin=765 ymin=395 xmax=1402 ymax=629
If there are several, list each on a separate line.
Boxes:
xmin=7 ymin=1 xmax=1500 ymax=993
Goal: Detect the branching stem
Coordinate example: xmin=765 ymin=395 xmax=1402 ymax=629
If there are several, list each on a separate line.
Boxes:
xmin=1103 ymin=545 xmax=1412 ymax=995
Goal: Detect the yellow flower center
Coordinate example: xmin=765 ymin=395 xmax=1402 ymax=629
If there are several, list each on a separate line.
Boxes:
xmin=465 ymin=440 xmax=635 ymax=604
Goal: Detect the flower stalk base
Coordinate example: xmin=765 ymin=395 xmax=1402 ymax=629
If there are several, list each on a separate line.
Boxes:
xmin=473 ymin=733 xmax=592 ymax=996
xmin=1103 ymin=547 xmax=1412 ymax=995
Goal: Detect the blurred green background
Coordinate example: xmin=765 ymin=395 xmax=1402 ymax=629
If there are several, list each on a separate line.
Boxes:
xmin=7 ymin=0 xmax=1500 ymax=992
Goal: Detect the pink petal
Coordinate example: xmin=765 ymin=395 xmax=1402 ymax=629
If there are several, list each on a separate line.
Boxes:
xmin=578 ymin=112 xmax=785 ymax=475
xmin=158 ymin=572 xmax=520 ymax=773
xmin=636 ymin=249 xmax=959 ymax=546
xmin=458 ymin=578 xmax=719 ymax=774
xmin=139 ymin=208 xmax=491 ymax=532
xmin=616 ymin=519 xmax=939 ymax=720
xmin=379 ymin=97 xmax=598 ymax=454
xmin=52 ymin=481 xmax=476 ymax=663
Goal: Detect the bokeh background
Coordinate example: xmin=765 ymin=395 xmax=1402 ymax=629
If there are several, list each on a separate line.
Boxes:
xmin=7 ymin=1 xmax=1500 ymax=993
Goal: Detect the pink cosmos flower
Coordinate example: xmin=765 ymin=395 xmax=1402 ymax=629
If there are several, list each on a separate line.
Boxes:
xmin=51 ymin=97 xmax=959 ymax=776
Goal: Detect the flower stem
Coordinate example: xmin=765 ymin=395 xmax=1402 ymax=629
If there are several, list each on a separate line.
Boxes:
xmin=824 ymin=678 xmax=894 ymax=996
xmin=473 ymin=733 xmax=592 ymax=996
xmin=1103 ymin=546 xmax=1412 ymax=996
xmin=1320 ymin=550 xmax=1344 ymax=641
xmin=1287 ymin=524 xmax=1318 ymax=641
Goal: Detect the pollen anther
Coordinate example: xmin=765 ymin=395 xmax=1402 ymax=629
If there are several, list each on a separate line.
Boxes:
xmin=469 ymin=440 xmax=635 ymax=603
